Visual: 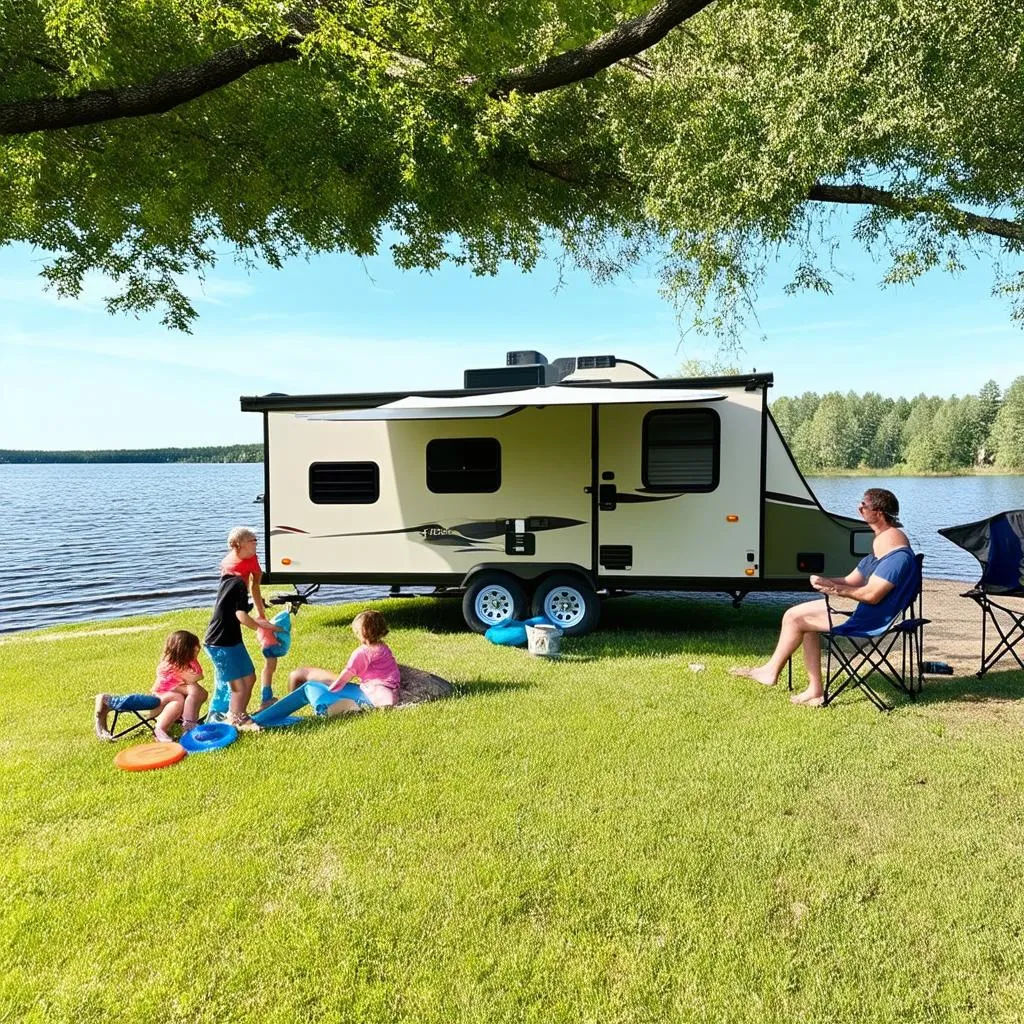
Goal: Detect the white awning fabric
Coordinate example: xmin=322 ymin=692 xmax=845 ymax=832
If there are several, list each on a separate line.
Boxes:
xmin=303 ymin=385 xmax=724 ymax=421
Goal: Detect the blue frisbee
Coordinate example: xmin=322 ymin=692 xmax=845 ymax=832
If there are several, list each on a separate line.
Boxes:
xmin=179 ymin=722 xmax=238 ymax=753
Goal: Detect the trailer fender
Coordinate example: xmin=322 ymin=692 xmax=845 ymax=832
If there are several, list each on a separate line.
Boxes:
xmin=460 ymin=562 xmax=595 ymax=588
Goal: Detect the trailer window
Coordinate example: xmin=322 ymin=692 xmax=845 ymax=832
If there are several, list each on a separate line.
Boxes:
xmin=426 ymin=438 xmax=501 ymax=493
xmin=642 ymin=410 xmax=719 ymax=491
xmin=309 ymin=462 xmax=380 ymax=504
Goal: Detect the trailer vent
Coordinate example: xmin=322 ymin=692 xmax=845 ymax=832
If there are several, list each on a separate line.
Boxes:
xmin=796 ymin=552 xmax=825 ymax=573
xmin=600 ymin=545 xmax=633 ymax=570
xmin=309 ymin=462 xmax=379 ymax=504
xmin=576 ymin=355 xmax=616 ymax=370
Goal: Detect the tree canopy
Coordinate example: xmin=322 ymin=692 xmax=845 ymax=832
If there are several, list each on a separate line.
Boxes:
xmin=771 ymin=377 xmax=1024 ymax=472
xmin=3 ymin=1 xmax=1024 ymax=331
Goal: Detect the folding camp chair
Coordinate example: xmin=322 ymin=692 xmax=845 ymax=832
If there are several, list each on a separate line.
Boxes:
xmin=938 ymin=510 xmax=1024 ymax=678
xmin=104 ymin=693 xmax=160 ymax=739
xmin=820 ymin=553 xmax=928 ymax=711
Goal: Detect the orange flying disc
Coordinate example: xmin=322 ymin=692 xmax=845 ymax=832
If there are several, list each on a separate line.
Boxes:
xmin=114 ymin=742 xmax=187 ymax=772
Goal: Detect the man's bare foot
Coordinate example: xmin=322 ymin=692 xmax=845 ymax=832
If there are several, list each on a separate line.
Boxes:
xmin=728 ymin=666 xmax=778 ymax=687
xmin=790 ymin=690 xmax=825 ymax=707
xmin=94 ymin=694 xmax=113 ymax=741
xmin=153 ymin=727 xmax=175 ymax=742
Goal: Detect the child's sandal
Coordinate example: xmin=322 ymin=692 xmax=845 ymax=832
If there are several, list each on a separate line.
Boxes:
xmin=227 ymin=712 xmax=261 ymax=733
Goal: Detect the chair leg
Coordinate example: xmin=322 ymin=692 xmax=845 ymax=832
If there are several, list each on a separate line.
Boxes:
xmin=979 ymin=602 xmax=987 ymax=679
xmin=109 ymin=710 xmax=156 ymax=741
xmin=824 ymin=639 xmax=893 ymax=712
xmin=976 ymin=596 xmax=1024 ymax=678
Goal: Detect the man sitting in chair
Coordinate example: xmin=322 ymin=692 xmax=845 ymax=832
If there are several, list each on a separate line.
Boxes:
xmin=730 ymin=488 xmax=914 ymax=707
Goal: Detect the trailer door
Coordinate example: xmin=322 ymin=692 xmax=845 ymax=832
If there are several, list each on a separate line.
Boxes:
xmin=596 ymin=398 xmax=762 ymax=582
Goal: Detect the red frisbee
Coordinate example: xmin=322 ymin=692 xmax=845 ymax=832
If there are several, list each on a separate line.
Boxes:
xmin=114 ymin=742 xmax=187 ymax=772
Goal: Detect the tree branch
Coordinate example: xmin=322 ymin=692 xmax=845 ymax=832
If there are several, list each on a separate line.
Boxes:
xmin=493 ymin=0 xmax=716 ymax=96
xmin=2 ymin=0 xmax=714 ymax=136
xmin=0 ymin=34 xmax=301 ymax=136
xmin=808 ymin=182 xmax=1024 ymax=244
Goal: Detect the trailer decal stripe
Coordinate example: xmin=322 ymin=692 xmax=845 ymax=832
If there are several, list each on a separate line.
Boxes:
xmin=272 ymin=518 xmax=586 ymax=547
xmin=621 ymin=491 xmax=685 ymax=503
xmin=765 ymin=491 xmax=817 ymax=507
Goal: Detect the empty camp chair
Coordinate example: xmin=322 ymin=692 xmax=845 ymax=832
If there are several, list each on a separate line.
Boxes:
xmin=938 ymin=510 xmax=1024 ymax=678
xmin=817 ymin=553 xmax=928 ymax=711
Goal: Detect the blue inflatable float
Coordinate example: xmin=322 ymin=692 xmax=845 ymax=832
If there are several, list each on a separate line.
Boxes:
xmin=485 ymin=616 xmax=552 ymax=647
xmin=180 ymin=722 xmax=238 ymax=753
xmin=251 ymin=681 xmax=373 ymax=728
xmin=261 ymin=609 xmax=293 ymax=658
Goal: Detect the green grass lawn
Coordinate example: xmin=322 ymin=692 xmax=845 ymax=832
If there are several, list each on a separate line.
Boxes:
xmin=3 ymin=595 xmax=1024 ymax=1023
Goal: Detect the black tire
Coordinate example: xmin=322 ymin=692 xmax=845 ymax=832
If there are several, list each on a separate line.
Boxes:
xmin=531 ymin=573 xmax=600 ymax=636
xmin=462 ymin=572 xmax=530 ymax=633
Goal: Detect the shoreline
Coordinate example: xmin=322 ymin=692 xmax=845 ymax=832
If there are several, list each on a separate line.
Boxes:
xmin=1 ymin=580 xmax=986 ymax=675
xmin=2 ymin=458 xmax=1021 ymax=477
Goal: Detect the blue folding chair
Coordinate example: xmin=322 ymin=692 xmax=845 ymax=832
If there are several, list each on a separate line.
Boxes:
xmin=939 ymin=510 xmax=1024 ymax=678
xmin=105 ymin=693 xmax=160 ymax=739
xmin=819 ymin=553 xmax=929 ymax=711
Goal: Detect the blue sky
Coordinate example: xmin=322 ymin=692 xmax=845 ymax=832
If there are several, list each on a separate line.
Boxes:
xmin=0 ymin=217 xmax=1020 ymax=450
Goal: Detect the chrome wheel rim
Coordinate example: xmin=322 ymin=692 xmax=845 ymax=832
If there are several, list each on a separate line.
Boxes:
xmin=542 ymin=586 xmax=587 ymax=629
xmin=474 ymin=585 xmax=516 ymax=625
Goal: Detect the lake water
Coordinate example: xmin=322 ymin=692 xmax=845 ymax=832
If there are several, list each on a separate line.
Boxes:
xmin=1 ymin=464 xmax=1022 ymax=634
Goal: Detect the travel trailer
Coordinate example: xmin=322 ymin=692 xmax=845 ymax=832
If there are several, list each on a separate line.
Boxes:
xmin=241 ymin=352 xmax=869 ymax=635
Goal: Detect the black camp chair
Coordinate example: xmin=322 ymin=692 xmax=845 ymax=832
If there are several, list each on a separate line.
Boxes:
xmin=938 ymin=510 xmax=1024 ymax=678
xmin=817 ymin=553 xmax=928 ymax=711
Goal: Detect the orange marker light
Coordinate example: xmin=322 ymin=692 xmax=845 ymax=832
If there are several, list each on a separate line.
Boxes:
xmin=726 ymin=515 xmax=739 ymax=523
xmin=281 ymin=558 xmax=292 ymax=566
xmin=744 ymin=567 xmax=756 ymax=576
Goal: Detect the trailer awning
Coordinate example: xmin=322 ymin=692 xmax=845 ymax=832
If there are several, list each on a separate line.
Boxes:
xmin=302 ymin=385 xmax=725 ymax=421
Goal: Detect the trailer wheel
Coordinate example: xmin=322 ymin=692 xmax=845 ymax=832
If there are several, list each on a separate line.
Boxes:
xmin=462 ymin=573 xmax=529 ymax=633
xmin=532 ymin=573 xmax=600 ymax=636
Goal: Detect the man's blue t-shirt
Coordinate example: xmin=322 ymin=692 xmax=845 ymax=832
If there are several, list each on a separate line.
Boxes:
xmin=846 ymin=547 xmax=917 ymax=630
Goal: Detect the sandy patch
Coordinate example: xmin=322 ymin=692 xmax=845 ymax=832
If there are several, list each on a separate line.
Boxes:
xmin=0 ymin=623 xmax=171 ymax=645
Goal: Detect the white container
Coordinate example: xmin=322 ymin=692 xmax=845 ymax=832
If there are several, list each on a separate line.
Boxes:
xmin=526 ymin=623 xmax=563 ymax=658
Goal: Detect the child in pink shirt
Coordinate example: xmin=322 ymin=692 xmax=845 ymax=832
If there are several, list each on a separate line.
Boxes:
xmin=151 ymin=630 xmax=207 ymax=741
xmin=288 ymin=610 xmax=400 ymax=710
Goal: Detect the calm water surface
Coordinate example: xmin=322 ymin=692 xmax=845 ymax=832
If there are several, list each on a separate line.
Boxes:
xmin=2 ymin=464 xmax=1022 ymax=633
xmin=0 ymin=463 xmax=393 ymax=634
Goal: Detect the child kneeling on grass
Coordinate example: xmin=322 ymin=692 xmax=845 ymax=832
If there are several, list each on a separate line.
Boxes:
xmin=289 ymin=609 xmax=400 ymax=713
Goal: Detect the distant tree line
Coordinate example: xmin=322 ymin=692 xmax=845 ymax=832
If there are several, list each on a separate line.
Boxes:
xmin=0 ymin=445 xmax=262 ymax=464
xmin=771 ymin=377 xmax=1024 ymax=472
